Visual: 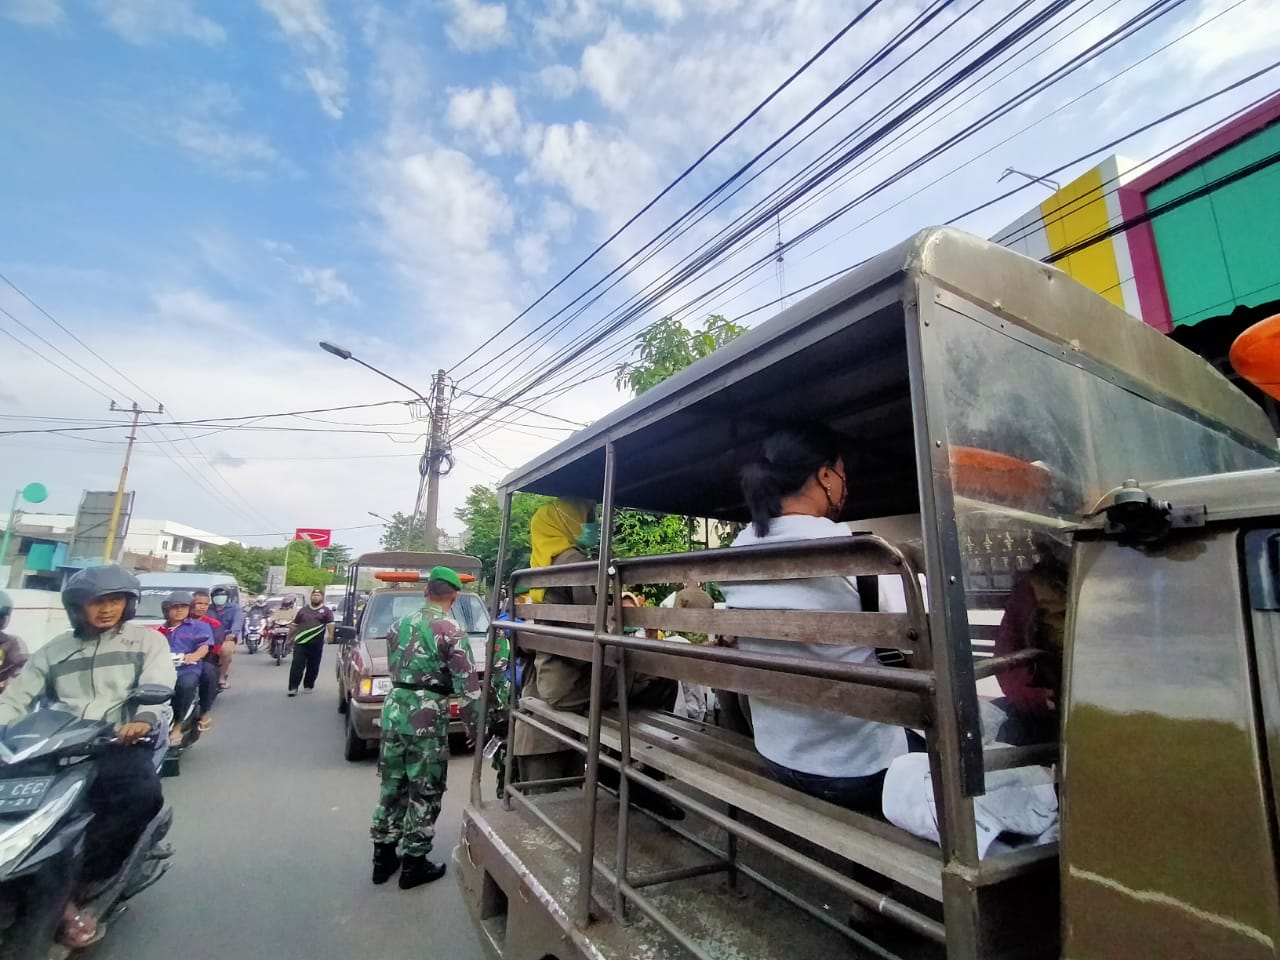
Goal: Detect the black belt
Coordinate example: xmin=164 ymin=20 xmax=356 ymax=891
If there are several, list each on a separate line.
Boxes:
xmin=392 ymin=681 xmax=452 ymax=696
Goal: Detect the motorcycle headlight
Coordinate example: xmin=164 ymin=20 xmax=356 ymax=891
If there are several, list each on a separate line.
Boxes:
xmin=0 ymin=779 xmax=84 ymax=872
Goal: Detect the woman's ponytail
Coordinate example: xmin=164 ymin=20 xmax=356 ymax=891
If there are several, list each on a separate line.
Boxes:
xmin=740 ymin=425 xmax=846 ymax=537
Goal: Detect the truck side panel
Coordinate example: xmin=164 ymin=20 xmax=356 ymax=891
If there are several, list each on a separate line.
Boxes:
xmin=1062 ymin=532 xmax=1280 ymax=959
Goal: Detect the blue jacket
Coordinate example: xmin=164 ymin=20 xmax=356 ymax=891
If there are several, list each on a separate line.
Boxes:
xmin=166 ymin=619 xmax=215 ymax=674
xmin=214 ymin=602 xmax=244 ymax=640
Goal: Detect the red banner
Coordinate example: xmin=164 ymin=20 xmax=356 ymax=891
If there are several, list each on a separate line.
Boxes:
xmin=294 ymin=528 xmax=332 ymax=548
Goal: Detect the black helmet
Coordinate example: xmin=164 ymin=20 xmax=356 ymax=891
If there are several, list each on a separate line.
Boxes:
xmin=62 ymin=565 xmax=141 ymax=636
xmin=281 ymin=596 xmax=296 ymax=608
xmin=0 ymin=589 xmax=11 ymax=631
xmin=161 ymin=590 xmax=195 ymax=616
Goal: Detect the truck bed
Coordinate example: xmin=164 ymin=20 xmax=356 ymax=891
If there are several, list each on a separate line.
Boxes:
xmin=456 ymin=786 xmax=943 ymax=960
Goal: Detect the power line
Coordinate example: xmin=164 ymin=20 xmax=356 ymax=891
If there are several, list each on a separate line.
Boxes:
xmin=447 ymin=0 xmax=895 ymax=382
xmin=0 ymin=271 xmax=164 ymax=407
xmin=455 ymin=0 xmax=1152 ymax=428
xmin=0 ymin=304 xmax=125 ymax=402
xmin=0 ymin=323 xmax=117 ymax=403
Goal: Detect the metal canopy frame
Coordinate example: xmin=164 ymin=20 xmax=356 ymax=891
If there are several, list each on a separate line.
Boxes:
xmin=464 ymin=227 xmax=1276 ymax=960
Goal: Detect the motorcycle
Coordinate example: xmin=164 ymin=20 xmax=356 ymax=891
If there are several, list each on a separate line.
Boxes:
xmin=268 ymin=624 xmax=292 ymax=666
xmin=161 ymin=654 xmax=201 ymax=778
xmin=0 ymin=684 xmax=174 ymax=960
xmin=244 ymin=615 xmax=264 ymax=655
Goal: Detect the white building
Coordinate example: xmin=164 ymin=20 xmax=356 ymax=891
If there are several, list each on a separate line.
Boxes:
xmin=12 ymin=513 xmax=238 ymax=572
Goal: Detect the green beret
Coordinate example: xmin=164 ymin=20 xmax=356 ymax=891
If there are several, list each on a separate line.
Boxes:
xmin=429 ymin=566 xmax=463 ymax=590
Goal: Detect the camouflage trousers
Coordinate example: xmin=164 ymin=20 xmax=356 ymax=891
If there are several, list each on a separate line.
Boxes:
xmin=370 ymin=730 xmax=448 ymax=857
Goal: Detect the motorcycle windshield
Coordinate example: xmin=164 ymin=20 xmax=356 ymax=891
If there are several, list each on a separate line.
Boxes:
xmin=0 ymin=710 xmax=106 ymax=766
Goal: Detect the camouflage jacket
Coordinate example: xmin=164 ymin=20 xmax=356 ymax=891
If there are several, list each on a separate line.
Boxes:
xmin=381 ymin=603 xmax=481 ymax=738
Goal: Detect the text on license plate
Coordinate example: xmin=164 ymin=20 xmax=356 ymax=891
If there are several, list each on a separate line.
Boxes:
xmin=0 ymin=776 xmax=53 ymax=813
xmin=371 ymin=677 xmax=392 ymax=696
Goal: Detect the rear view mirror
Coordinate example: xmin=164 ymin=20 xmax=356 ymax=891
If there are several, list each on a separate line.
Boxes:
xmin=336 ymin=624 xmax=357 ymax=643
xmin=133 ymin=684 xmax=174 ymax=706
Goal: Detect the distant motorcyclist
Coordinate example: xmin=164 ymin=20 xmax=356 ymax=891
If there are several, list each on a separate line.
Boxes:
xmin=0 ymin=589 xmax=29 ymax=693
xmin=0 ymin=565 xmax=176 ymax=949
xmin=159 ymin=591 xmax=215 ymax=744
xmin=210 ymin=586 xmax=243 ymax=691
xmin=248 ymin=595 xmax=270 ymax=619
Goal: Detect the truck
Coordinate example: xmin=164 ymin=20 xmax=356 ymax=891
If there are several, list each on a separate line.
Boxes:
xmin=453 ymin=227 xmax=1280 ymax=960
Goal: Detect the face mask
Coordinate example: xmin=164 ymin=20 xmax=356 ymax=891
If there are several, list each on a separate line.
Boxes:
xmin=213 ymin=596 xmax=226 ymax=607
xmin=822 ymin=467 xmax=848 ymax=522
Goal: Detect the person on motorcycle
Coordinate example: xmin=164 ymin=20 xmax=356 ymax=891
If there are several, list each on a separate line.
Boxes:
xmin=0 ymin=565 xmax=176 ymax=949
xmin=209 ymin=586 xmax=243 ymax=691
xmin=0 ymin=589 xmax=29 ymax=693
xmin=287 ymin=588 xmax=333 ymax=696
xmin=160 ymin=591 xmax=215 ymax=744
xmin=248 ymin=595 xmax=270 ymax=619
xmin=190 ymin=589 xmax=224 ymax=710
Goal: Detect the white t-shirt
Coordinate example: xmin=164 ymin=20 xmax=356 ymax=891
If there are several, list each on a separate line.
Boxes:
xmin=723 ymin=515 xmax=909 ymax=778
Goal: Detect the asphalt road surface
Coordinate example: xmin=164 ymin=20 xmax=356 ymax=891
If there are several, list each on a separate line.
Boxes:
xmin=94 ymin=643 xmax=491 ymax=960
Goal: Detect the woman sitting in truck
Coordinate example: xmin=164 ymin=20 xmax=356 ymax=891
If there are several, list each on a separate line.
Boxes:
xmin=721 ymin=426 xmax=910 ymax=815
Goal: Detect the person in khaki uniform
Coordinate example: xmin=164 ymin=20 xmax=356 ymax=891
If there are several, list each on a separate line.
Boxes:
xmin=512 ymin=500 xmax=680 ymax=816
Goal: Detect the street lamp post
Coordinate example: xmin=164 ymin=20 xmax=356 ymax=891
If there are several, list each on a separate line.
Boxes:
xmin=1 ymin=482 xmax=49 ymax=584
xmin=320 ymin=342 xmax=448 ymax=550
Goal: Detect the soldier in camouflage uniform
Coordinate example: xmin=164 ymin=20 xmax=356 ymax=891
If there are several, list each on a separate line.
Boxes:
xmin=370 ymin=566 xmax=480 ymax=888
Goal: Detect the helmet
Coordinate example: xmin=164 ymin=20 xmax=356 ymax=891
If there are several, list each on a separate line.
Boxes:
xmin=256 ymin=595 xmax=266 ymax=603
xmin=281 ymin=597 xmax=296 ymax=608
xmin=62 ymin=565 xmax=141 ymax=636
xmin=0 ymin=589 xmax=11 ymax=630
xmin=161 ymin=590 xmax=195 ymax=616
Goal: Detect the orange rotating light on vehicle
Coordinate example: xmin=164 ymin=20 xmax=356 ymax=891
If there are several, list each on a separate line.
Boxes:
xmin=375 ymin=571 xmax=421 ymax=582
xmin=1230 ymin=313 xmax=1280 ymax=401
xmin=949 ymin=446 xmax=1051 ymax=505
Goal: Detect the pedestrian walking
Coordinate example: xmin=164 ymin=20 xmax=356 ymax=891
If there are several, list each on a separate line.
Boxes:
xmin=287 ymin=588 xmax=333 ymax=696
xmin=370 ymin=567 xmax=480 ymax=889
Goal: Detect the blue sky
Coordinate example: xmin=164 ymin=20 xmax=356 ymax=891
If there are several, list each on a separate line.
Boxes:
xmin=1 ymin=0 xmax=1277 ymax=553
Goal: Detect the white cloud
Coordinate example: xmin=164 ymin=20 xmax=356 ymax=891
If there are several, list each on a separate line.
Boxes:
xmin=164 ymin=85 xmax=293 ymax=178
xmin=444 ymin=84 xmax=522 ymax=156
xmin=2 ymin=0 xmax=63 ymax=26
xmin=1174 ymin=0 xmax=1280 ymax=78
xmin=263 ymin=240 xmax=359 ymax=307
xmin=535 ymin=63 xmax=579 ymax=100
xmin=524 ymin=120 xmax=658 ymax=221
xmin=92 ymin=0 xmax=225 ymax=45
xmin=445 ymin=0 xmax=510 ymax=51
xmin=540 ymin=198 xmax=576 ymax=234
xmin=580 ymin=21 xmax=648 ymax=111
xmin=258 ymin=0 xmax=348 ymax=119
xmin=515 ymin=232 xmax=551 ymax=277
xmin=525 ymin=0 xmax=606 ymax=45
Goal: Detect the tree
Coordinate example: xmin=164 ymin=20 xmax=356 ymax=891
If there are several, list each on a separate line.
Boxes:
xmin=612 ymin=510 xmax=695 ymax=605
xmin=195 ymin=539 xmax=334 ymax=592
xmin=455 ymin=485 xmax=551 ymax=589
xmin=377 ymin=512 xmax=445 ymax=552
xmin=614 ymin=314 xmax=747 ymax=396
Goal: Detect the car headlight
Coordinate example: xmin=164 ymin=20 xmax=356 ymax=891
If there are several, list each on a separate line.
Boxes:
xmin=0 ymin=779 xmax=84 ymax=871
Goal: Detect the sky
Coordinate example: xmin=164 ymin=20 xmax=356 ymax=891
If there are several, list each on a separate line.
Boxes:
xmin=0 ymin=0 xmax=1277 ymax=556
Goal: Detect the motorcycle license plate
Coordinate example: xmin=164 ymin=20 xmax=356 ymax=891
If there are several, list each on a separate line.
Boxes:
xmin=0 ymin=776 xmax=53 ymax=814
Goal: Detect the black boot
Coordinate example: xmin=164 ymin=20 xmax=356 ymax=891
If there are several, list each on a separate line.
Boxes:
xmin=371 ymin=843 xmax=401 ymax=885
xmin=398 ymin=855 xmax=446 ymax=889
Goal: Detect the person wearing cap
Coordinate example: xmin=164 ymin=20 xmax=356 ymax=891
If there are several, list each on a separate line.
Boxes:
xmin=0 ymin=565 xmax=175 ymax=949
xmin=159 ymin=591 xmax=216 ymax=743
xmin=286 ymin=588 xmax=334 ymax=696
xmin=370 ymin=566 xmax=481 ymax=889
xmin=0 ymin=589 xmax=29 ymax=693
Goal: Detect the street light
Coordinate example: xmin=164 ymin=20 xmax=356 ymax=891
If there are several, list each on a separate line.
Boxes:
xmin=319 ymin=342 xmax=444 ymax=550
xmin=318 ymin=341 xmax=429 ymax=404
xmin=368 ymin=511 xmax=392 ymax=524
xmin=1 ymin=481 xmax=48 ymax=581
xmin=997 ymin=167 xmax=1061 ymax=193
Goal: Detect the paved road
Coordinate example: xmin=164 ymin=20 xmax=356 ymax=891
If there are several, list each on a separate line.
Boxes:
xmin=95 ymin=644 xmax=491 ymax=960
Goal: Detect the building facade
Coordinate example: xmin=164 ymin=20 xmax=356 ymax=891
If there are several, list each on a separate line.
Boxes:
xmin=991 ymin=92 xmax=1280 ymax=428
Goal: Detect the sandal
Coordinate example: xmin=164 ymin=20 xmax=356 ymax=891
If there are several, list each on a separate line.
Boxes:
xmin=58 ymin=908 xmax=104 ymax=949
xmin=198 ymin=715 xmax=213 ymax=732
xmin=219 ymin=680 xmax=230 ymax=691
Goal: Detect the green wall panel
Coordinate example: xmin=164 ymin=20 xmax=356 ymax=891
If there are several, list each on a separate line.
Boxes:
xmin=1148 ymin=122 xmax=1280 ymax=327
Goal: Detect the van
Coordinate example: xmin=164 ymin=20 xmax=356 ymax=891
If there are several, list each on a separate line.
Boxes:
xmin=135 ymin=572 xmax=241 ymax=627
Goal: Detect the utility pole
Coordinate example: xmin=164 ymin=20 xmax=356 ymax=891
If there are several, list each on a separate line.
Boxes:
xmin=412 ymin=369 xmax=450 ymax=552
xmin=103 ymin=401 xmax=163 ymax=562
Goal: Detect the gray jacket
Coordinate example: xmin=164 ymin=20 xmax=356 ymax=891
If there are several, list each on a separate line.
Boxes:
xmin=0 ymin=622 xmax=177 ymax=727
